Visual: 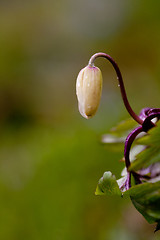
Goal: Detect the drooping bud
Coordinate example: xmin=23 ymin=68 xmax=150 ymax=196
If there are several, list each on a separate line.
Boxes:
xmin=76 ymin=65 xmax=102 ymax=119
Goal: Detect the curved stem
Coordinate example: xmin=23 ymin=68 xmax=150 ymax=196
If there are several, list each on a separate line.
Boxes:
xmin=124 ymin=126 xmax=143 ymax=169
xmin=89 ymin=53 xmax=143 ymax=125
xmin=124 ymin=126 xmax=143 ymax=189
xmin=142 ymin=112 xmax=160 ymax=132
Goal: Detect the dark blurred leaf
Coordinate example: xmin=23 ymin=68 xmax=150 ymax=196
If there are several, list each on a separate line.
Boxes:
xmin=101 ymin=118 xmax=138 ymax=152
xmin=124 ymin=181 xmax=160 ymax=224
xmin=110 ymin=118 xmax=138 ymax=136
xmin=101 ymin=134 xmax=125 ymax=152
xmin=155 ymin=222 xmax=160 ymax=232
xmin=102 ymin=118 xmax=137 ymax=144
xmin=101 ymin=134 xmax=125 ymax=144
xmin=95 ymin=171 xmax=121 ymax=196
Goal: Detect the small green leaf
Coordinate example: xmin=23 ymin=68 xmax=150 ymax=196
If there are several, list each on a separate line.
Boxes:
xmin=95 ymin=171 xmax=121 ymax=196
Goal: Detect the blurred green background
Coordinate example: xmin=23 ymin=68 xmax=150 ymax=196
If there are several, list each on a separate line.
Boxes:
xmin=0 ymin=0 xmax=160 ymax=239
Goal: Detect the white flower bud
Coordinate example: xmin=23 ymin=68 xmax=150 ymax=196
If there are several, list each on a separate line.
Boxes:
xmin=76 ymin=65 xmax=102 ymax=119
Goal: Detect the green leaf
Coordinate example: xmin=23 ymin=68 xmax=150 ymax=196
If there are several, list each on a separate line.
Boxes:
xmin=130 ymin=146 xmax=160 ymax=171
xmin=124 ymin=181 xmax=160 ymax=224
xmin=98 ymin=120 xmax=160 ymax=230
xmin=95 ymin=171 xmax=121 ymax=196
xmin=124 ymin=181 xmax=160 ymax=197
xmin=129 ymin=121 xmax=160 ymax=171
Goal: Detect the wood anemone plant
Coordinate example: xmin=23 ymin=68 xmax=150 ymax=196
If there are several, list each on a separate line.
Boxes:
xmin=76 ymin=53 xmax=160 ymax=232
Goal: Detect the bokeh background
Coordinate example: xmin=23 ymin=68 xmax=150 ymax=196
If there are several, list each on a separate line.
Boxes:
xmin=0 ymin=0 xmax=160 ymax=239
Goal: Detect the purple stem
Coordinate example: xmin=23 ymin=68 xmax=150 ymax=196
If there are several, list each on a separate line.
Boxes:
xmin=124 ymin=110 xmax=160 ymax=189
xmin=89 ymin=53 xmax=143 ymax=125
xmin=124 ymin=126 xmax=143 ymax=169
xmin=124 ymin=126 xmax=143 ymax=188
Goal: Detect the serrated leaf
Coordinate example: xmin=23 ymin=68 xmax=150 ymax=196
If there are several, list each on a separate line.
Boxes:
xmin=124 ymin=181 xmax=160 ymax=224
xmin=129 ymin=121 xmax=160 ymax=171
xmin=95 ymin=171 xmax=121 ymax=196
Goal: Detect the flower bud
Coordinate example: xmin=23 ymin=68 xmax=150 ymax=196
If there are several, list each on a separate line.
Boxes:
xmin=76 ymin=65 xmax=102 ymax=119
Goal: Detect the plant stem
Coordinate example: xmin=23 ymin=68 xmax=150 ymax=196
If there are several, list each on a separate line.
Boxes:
xmin=124 ymin=126 xmax=143 ymax=169
xmin=89 ymin=53 xmax=143 ymax=125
